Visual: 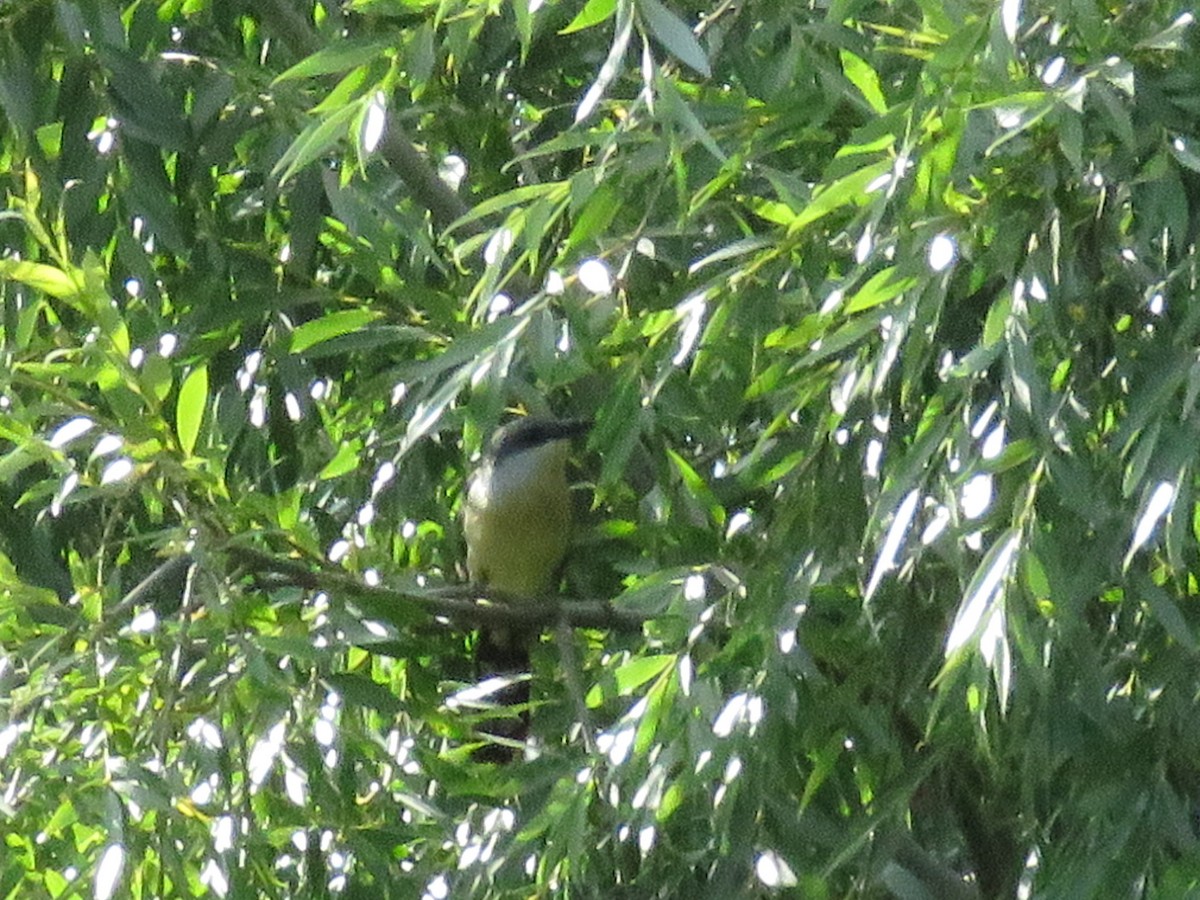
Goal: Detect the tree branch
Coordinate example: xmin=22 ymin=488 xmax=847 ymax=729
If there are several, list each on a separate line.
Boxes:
xmin=226 ymin=546 xmax=650 ymax=632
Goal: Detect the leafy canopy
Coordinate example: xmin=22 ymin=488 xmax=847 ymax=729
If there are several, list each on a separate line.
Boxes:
xmin=3 ymin=0 xmax=1200 ymax=897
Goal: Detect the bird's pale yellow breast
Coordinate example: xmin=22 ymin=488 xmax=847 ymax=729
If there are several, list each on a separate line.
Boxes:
xmin=464 ymin=441 xmax=573 ymax=597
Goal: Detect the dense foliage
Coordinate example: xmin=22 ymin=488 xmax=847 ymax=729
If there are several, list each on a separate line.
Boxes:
xmin=3 ymin=0 xmax=1200 ymax=896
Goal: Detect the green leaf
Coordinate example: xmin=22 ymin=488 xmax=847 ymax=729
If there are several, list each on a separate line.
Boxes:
xmin=176 ymin=365 xmax=208 ymax=457
xmin=840 ymin=50 xmax=887 ymax=114
xmin=273 ymin=101 xmax=362 ymax=185
xmin=319 ymin=441 xmax=362 ymax=480
xmin=561 ymin=0 xmax=617 ymax=34
xmin=273 ymin=37 xmax=398 ymax=83
xmin=565 ymin=184 xmax=621 ymax=254
xmin=787 ymin=160 xmax=890 ymax=234
xmin=289 ymin=309 xmax=383 ymax=354
xmin=638 ymin=0 xmax=711 ymax=78
xmin=0 ymin=259 xmax=79 ymax=299
xmin=844 ymin=267 xmax=918 ymax=313
xmin=324 ymin=673 xmax=405 ymax=715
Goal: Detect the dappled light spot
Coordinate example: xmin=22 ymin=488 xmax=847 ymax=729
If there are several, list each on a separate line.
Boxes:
xmin=1041 ymin=56 xmax=1066 ymax=85
xmin=712 ymin=691 xmax=762 ymax=738
xmin=632 ymin=764 xmax=666 ymax=811
xmin=423 ymin=873 xmax=450 ymax=900
xmin=819 ymin=287 xmax=844 ymax=315
xmin=684 ymin=573 xmax=706 ymax=602
xmin=1001 ymin=0 xmax=1021 ymax=41
xmin=187 ymin=718 xmax=223 ymax=750
xmin=328 ymin=539 xmax=350 ymax=563
xmin=372 ymin=461 xmax=396 ymax=495
xmin=93 ymin=434 xmax=123 ymax=458
xmin=714 ymin=755 xmax=743 ymax=806
xmin=248 ymin=721 xmax=287 ymax=788
xmin=778 ymin=628 xmax=797 ymax=653
xmin=544 ymin=269 xmax=565 ymax=294
xmin=864 ymin=438 xmax=883 ymax=478
xmin=439 ymin=154 xmax=466 ymax=191
xmin=866 ymin=172 xmax=892 ymax=193
xmin=487 ymin=293 xmax=512 ymax=321
xmin=866 ymin=489 xmax=920 ymax=599
xmin=927 ymin=233 xmax=956 ymax=272
xmin=0 ymin=722 xmax=24 ymax=761
xmin=100 ymin=457 xmax=134 ymax=485
xmin=361 ymin=91 xmax=387 ymax=153
xmin=982 ymin=423 xmax=1005 ymax=459
xmin=284 ymin=761 xmax=308 ymax=805
xmin=191 ymin=773 xmax=218 ymax=805
xmin=127 ymin=608 xmax=158 ymax=634
xmin=158 ymin=333 xmax=177 ymax=357
xmin=199 ymin=859 xmax=228 ymax=897
xmin=94 ymin=844 xmax=125 ymax=900
xmin=237 ymin=350 xmax=262 ymax=392
xmin=578 ymin=258 xmax=612 ymax=294
xmin=946 ymin=532 xmax=1018 ymax=656
xmin=921 ymin=505 xmax=951 ymax=545
xmin=284 ymin=391 xmax=302 ymax=421
xmin=960 ymin=474 xmax=993 ymax=519
xmin=49 ymin=416 xmax=93 ymax=449
xmin=90 ymin=118 xmax=117 ymax=155
xmin=248 ymin=384 xmax=268 ymax=428
xmin=484 ymin=228 xmax=514 ymax=266
xmin=314 ymin=717 xmax=336 ymax=748
xmin=677 ymin=653 xmax=692 ymax=695
xmin=1127 ymin=481 xmax=1176 ymax=566
xmin=855 ymin=225 xmax=874 ymax=263
xmin=639 ymin=825 xmax=656 ymax=854
xmin=672 ymin=293 xmax=706 ymax=365
xmin=51 ymin=468 xmax=78 ymax=513
xmin=597 ymin=723 xmax=636 ymax=767
xmin=756 ymin=849 xmax=798 ymax=888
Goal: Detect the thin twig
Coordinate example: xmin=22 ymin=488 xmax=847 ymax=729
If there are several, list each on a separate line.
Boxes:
xmin=554 ymin=617 xmax=597 ymax=754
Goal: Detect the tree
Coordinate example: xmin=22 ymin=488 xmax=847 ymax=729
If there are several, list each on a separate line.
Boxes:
xmin=3 ymin=0 xmax=1200 ymax=896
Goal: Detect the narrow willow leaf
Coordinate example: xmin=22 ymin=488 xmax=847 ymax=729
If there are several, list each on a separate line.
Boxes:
xmin=839 ymin=50 xmax=887 ymax=114
xmin=638 ymin=0 xmax=711 ymax=78
xmin=946 ymin=529 xmax=1019 ymax=658
xmin=273 ymin=37 xmax=397 ymax=83
xmin=273 ymin=102 xmax=361 ymax=185
xmin=576 ymin=0 xmax=634 ymax=123
xmin=176 ymin=365 xmax=208 ymax=457
xmin=844 ymin=267 xmax=918 ymax=313
xmin=0 ymin=259 xmax=79 ymax=299
xmin=788 ymin=160 xmax=890 ymax=235
xmin=561 ymin=0 xmax=617 ymax=34
xmin=290 ymin=309 xmax=382 ymax=354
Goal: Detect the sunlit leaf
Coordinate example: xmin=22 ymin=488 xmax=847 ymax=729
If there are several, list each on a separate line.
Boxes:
xmin=289 ymin=309 xmax=383 ymax=354
xmin=176 ymin=365 xmax=208 ymax=457
xmin=273 ymin=37 xmax=397 ymax=83
xmin=561 ymin=0 xmax=617 ymax=34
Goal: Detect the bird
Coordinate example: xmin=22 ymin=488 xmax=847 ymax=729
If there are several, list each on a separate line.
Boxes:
xmin=462 ymin=416 xmax=589 ymax=760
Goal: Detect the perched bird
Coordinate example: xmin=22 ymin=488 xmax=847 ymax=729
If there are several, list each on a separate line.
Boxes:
xmin=462 ymin=416 xmax=589 ymax=760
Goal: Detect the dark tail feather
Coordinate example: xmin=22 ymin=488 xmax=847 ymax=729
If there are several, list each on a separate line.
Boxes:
xmin=472 ymin=629 xmax=531 ymax=763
